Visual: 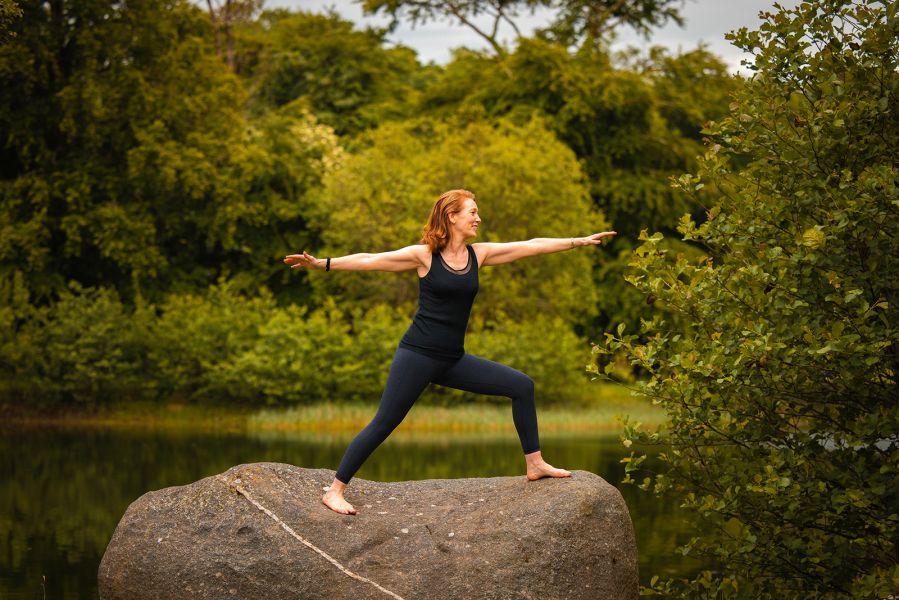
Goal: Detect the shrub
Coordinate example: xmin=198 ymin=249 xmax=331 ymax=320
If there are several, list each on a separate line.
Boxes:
xmin=149 ymin=281 xmax=276 ymax=400
xmin=27 ymin=284 xmax=148 ymax=404
xmin=594 ymin=1 xmax=898 ymax=597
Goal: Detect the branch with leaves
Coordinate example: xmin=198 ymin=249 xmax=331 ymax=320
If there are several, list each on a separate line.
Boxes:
xmin=204 ymin=0 xmax=263 ymax=72
xmin=359 ymin=0 xmax=684 ymax=58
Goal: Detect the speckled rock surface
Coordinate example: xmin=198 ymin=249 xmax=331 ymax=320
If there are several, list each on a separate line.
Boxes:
xmin=98 ymin=463 xmax=638 ymax=599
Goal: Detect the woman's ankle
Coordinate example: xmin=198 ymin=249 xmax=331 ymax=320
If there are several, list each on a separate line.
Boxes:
xmin=328 ymin=478 xmax=348 ymax=494
xmin=524 ymin=450 xmax=543 ymax=465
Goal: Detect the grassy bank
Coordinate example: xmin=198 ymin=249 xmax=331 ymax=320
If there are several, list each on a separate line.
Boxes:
xmin=2 ymin=383 xmax=665 ymax=434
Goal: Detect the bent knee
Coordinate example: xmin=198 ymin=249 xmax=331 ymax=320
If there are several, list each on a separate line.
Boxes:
xmin=511 ymin=374 xmax=534 ymax=400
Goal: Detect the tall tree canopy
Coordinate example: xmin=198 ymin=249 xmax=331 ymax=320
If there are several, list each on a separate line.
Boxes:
xmin=235 ymin=9 xmax=425 ymax=136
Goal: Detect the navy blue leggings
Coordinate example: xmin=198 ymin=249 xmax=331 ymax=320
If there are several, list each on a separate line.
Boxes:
xmin=334 ymin=347 xmax=541 ymax=484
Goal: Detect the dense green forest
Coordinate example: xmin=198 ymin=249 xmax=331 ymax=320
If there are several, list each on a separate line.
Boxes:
xmin=0 ymin=0 xmax=734 ymax=405
xmin=1 ymin=0 xmax=896 ymax=596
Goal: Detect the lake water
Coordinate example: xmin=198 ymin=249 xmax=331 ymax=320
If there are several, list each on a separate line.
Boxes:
xmin=0 ymin=425 xmax=708 ymax=598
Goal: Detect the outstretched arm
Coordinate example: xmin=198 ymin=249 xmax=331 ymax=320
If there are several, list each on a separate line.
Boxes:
xmin=474 ymin=232 xmax=617 ymax=267
xmin=283 ymin=245 xmax=426 ymax=273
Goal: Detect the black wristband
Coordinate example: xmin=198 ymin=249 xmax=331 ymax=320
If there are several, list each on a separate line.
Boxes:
xmin=326 ymin=257 xmax=331 ymax=271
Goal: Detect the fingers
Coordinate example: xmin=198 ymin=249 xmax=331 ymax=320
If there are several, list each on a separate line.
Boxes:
xmin=283 ymin=251 xmax=315 ymax=269
xmin=589 ymin=231 xmax=617 ymax=244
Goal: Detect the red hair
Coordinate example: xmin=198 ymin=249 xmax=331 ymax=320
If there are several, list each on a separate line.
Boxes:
xmin=419 ymin=189 xmax=475 ymax=253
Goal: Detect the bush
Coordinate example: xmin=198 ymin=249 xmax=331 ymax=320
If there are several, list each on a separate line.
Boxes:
xmin=25 ymin=284 xmax=149 ymax=404
xmin=464 ymin=314 xmax=594 ymax=407
xmin=595 ymin=1 xmax=898 ymax=597
xmin=149 ymin=281 xmax=276 ymax=400
xmin=3 ymin=278 xmax=603 ymax=410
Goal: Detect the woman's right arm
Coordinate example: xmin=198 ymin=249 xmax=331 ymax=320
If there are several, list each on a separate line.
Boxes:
xmin=283 ymin=245 xmax=426 ymax=273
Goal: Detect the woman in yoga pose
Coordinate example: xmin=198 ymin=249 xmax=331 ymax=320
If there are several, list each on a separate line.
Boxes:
xmin=283 ymin=189 xmax=617 ymax=515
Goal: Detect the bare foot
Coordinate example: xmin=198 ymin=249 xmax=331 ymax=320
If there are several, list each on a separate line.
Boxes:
xmin=526 ymin=461 xmax=572 ymax=481
xmin=322 ymin=489 xmax=357 ymax=515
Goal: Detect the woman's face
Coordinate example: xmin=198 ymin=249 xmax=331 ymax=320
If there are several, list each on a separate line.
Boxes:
xmin=450 ymin=198 xmax=481 ymax=240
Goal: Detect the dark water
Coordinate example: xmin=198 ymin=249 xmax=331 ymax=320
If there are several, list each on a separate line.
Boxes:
xmin=0 ymin=425 xmax=707 ymax=598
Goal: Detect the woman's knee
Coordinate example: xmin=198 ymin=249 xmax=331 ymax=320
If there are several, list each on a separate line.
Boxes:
xmin=512 ymin=373 xmax=535 ymax=400
xmin=365 ymin=413 xmax=403 ymax=439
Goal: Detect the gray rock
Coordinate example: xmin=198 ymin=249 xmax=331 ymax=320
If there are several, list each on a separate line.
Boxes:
xmin=98 ymin=463 xmax=638 ymax=599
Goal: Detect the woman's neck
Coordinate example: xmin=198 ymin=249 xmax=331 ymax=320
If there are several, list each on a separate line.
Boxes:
xmin=443 ymin=238 xmax=467 ymax=255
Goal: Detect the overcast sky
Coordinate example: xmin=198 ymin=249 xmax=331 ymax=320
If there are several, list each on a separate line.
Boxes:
xmin=262 ymin=0 xmax=800 ymax=73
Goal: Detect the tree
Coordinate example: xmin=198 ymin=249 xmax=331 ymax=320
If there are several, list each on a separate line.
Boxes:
xmin=361 ymin=0 xmax=684 ymax=59
xmin=0 ymin=0 xmax=21 ymax=42
xmin=416 ymin=40 xmax=737 ymax=237
xmin=236 ymin=9 xmax=424 ymax=135
xmin=300 ymin=115 xmax=608 ymax=405
xmin=415 ymin=40 xmax=736 ymax=334
xmin=537 ymin=0 xmax=684 ymax=49
xmin=595 ymin=0 xmax=898 ymax=596
xmin=310 ymin=116 xmax=609 ymax=326
xmin=203 ymin=0 xmax=263 ymax=72
xmin=0 ymin=0 xmax=340 ymax=304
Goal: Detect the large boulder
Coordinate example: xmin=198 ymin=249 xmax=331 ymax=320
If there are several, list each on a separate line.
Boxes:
xmin=98 ymin=463 xmax=638 ymax=599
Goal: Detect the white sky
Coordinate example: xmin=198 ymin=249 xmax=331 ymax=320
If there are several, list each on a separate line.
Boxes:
xmin=262 ymin=0 xmax=801 ymax=73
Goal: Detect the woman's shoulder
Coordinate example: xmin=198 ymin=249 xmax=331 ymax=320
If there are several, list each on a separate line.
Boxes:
xmin=414 ymin=243 xmax=434 ymax=257
xmin=405 ymin=243 xmax=433 ymax=266
xmin=469 ymin=242 xmax=486 ymax=266
xmin=408 ymin=243 xmax=433 ymax=278
xmin=400 ymin=243 xmax=432 ymax=255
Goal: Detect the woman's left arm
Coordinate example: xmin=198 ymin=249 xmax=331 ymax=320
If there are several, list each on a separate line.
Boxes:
xmin=474 ymin=232 xmax=617 ymax=267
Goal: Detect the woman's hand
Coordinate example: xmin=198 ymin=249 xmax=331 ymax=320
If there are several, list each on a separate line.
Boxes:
xmin=574 ymin=231 xmax=618 ymax=247
xmin=283 ymin=251 xmax=323 ymax=270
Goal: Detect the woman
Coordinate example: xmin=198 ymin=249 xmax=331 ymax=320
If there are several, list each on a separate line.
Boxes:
xmin=283 ymin=189 xmax=617 ymax=515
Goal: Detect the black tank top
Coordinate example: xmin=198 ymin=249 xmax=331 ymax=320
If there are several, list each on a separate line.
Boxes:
xmin=399 ymin=244 xmax=479 ymax=361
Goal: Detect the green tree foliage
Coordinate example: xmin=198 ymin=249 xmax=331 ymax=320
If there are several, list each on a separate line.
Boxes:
xmin=0 ymin=0 xmax=754 ymax=410
xmin=420 ymin=40 xmax=736 ymax=234
xmin=466 ymin=313 xmax=593 ymax=405
xmin=417 ymin=40 xmax=736 ymax=334
xmin=12 ymin=284 xmax=149 ymax=403
xmin=0 ymin=0 xmax=339 ymax=304
xmin=2 ymin=280 xmax=404 ymax=405
xmin=3 ymin=277 xmax=593 ymax=406
xmin=236 ymin=9 xmax=424 ymax=135
xmin=594 ymin=1 xmax=898 ymax=596
xmin=537 ymin=0 xmax=683 ymax=48
xmin=0 ymin=0 xmax=21 ymax=41
xmin=309 ymin=117 xmax=608 ymax=324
